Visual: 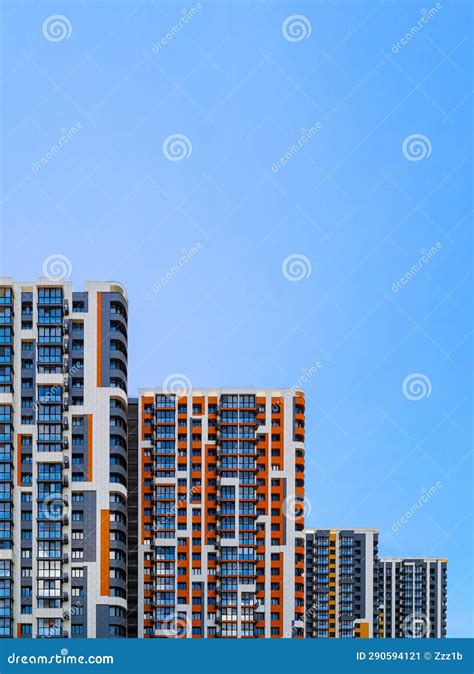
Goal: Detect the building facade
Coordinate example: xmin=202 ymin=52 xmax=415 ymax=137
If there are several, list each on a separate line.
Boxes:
xmin=378 ymin=558 xmax=447 ymax=638
xmin=0 ymin=277 xmax=449 ymax=639
xmin=135 ymin=388 xmax=306 ymax=638
xmin=0 ymin=278 xmax=128 ymax=638
xmin=304 ymin=528 xmax=379 ymax=638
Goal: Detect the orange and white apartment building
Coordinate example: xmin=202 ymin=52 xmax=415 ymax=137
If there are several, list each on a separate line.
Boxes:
xmin=135 ymin=388 xmax=306 ymax=638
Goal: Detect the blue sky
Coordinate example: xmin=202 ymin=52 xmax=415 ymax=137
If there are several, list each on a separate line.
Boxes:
xmin=0 ymin=0 xmax=472 ymax=637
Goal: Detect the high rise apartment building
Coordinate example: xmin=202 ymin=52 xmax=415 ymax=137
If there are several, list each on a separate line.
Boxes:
xmin=304 ymin=528 xmax=379 ymax=638
xmin=136 ymin=388 xmax=306 ymax=638
xmin=378 ymin=558 xmax=447 ymax=638
xmin=0 ymin=277 xmax=448 ymax=640
xmin=305 ymin=529 xmax=448 ymax=640
xmin=0 ymin=278 xmax=128 ymax=638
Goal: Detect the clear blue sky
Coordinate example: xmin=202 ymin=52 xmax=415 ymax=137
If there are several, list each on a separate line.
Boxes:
xmin=0 ymin=0 xmax=472 ymax=637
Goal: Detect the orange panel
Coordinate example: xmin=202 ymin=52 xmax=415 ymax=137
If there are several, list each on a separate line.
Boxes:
xmin=86 ymin=415 xmax=93 ymax=482
xmin=358 ymin=622 xmax=370 ymax=638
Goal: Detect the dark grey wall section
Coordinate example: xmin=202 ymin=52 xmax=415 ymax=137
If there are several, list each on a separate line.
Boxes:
xmin=98 ymin=292 xmax=128 ymax=389
xmin=99 ymin=293 xmax=109 ymax=388
xmin=81 ymin=491 xmax=97 ymax=562
xmin=96 ymin=605 xmax=111 ymax=637
xmin=354 ymin=532 xmax=367 ymax=623
xmin=72 ymin=292 xmax=89 ymax=312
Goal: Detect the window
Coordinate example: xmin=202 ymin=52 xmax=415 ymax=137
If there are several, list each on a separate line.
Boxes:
xmin=38 ymin=288 xmax=63 ymax=304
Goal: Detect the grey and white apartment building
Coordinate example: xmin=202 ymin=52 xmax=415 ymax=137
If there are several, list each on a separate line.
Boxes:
xmin=378 ymin=558 xmax=447 ymax=638
xmin=304 ymin=528 xmax=448 ymax=639
xmin=0 ymin=277 xmax=448 ymax=639
xmin=304 ymin=529 xmax=379 ymax=638
xmin=0 ymin=278 xmax=129 ymax=638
